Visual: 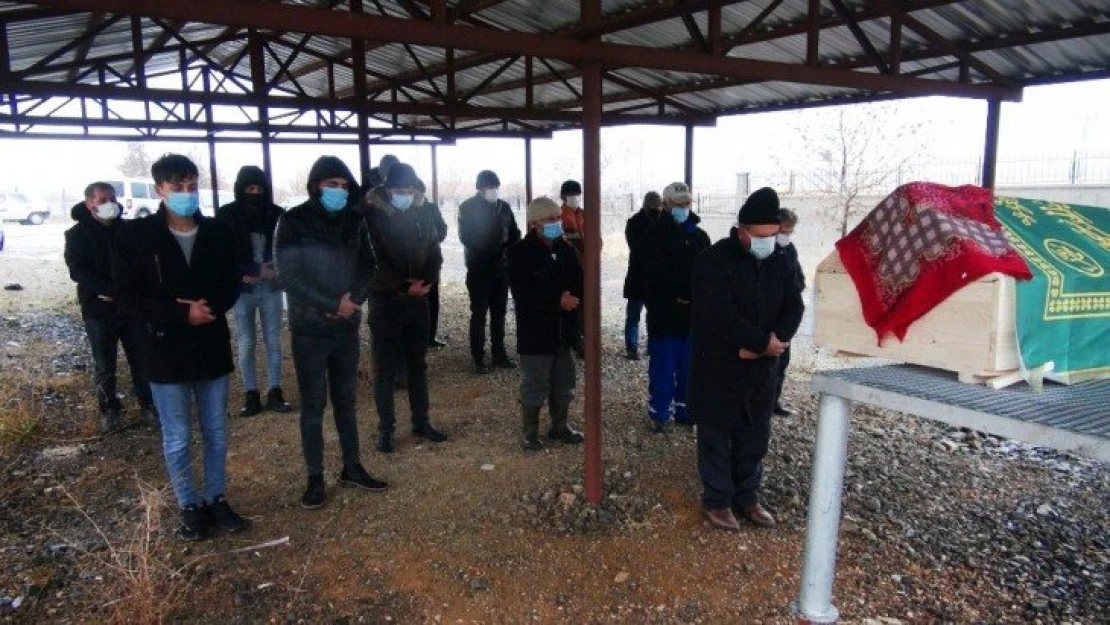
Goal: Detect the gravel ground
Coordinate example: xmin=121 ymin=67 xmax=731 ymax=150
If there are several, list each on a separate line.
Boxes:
xmin=0 ymin=221 xmax=1106 ymax=622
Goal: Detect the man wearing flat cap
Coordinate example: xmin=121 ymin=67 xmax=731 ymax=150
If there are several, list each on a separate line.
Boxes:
xmin=688 ymin=187 xmax=805 ymax=531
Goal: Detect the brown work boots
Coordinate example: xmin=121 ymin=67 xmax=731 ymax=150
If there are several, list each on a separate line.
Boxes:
xmin=703 ymin=502 xmax=777 ymax=531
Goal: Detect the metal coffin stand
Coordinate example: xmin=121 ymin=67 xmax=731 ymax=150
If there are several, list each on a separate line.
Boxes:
xmin=792 ymin=364 xmax=1110 ymax=623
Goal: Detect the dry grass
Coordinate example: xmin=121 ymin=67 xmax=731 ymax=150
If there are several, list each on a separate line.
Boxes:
xmin=0 ymin=369 xmax=48 ymax=446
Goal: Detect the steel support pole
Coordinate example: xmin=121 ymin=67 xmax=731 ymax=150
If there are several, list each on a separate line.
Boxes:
xmin=430 ymin=143 xmax=439 ymax=204
xmin=524 ymin=136 xmax=533 ymax=203
xmin=582 ymin=60 xmax=603 ymax=506
xmin=684 ymin=122 xmax=694 ymax=187
xmin=793 ymin=393 xmax=852 ymax=624
xmin=981 ymin=98 xmax=1001 ymax=190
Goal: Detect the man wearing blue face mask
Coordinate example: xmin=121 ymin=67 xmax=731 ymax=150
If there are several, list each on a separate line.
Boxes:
xmin=689 ymin=187 xmax=805 ymax=532
xmin=641 ymin=182 xmax=711 ymax=434
xmin=508 ymin=197 xmax=585 ymax=451
xmin=274 ymin=156 xmax=384 ymax=510
xmin=113 ymin=153 xmax=248 ymax=541
xmin=361 ymin=163 xmax=447 ymax=454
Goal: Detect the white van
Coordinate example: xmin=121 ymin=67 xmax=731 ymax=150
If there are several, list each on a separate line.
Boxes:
xmin=103 ymin=178 xmax=161 ymax=219
xmin=0 ymin=191 xmax=50 ymax=225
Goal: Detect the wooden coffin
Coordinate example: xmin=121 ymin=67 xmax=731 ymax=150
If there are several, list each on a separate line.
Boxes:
xmin=814 ymin=251 xmax=1021 ymax=386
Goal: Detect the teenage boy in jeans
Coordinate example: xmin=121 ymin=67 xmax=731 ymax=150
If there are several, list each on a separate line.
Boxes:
xmin=113 ymin=154 xmax=250 ymax=541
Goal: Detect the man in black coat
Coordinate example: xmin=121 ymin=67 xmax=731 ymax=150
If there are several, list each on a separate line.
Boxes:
xmin=642 ymin=182 xmax=710 ymax=433
xmin=217 ymin=166 xmax=292 ymax=417
xmin=507 ymin=197 xmax=585 ymax=450
xmin=621 ymin=190 xmax=663 ymax=360
xmin=65 ymin=182 xmax=155 ymax=434
xmin=362 ymin=163 xmax=448 ymax=453
xmin=689 ymin=187 xmax=804 ymax=531
xmin=274 ymin=156 xmax=385 ymax=510
xmin=458 ymin=169 xmax=521 ymax=373
xmin=113 ymin=153 xmax=250 ymax=541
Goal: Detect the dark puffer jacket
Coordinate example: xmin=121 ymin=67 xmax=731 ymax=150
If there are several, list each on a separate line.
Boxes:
xmin=508 ymin=231 xmax=583 ymax=355
xmin=112 ymin=207 xmax=240 ymax=383
xmin=216 ymin=166 xmax=285 ymax=292
xmin=273 ymin=157 xmax=375 ymax=337
xmin=688 ymin=233 xmax=805 ymax=428
xmin=64 ymin=202 xmax=125 ymax=319
xmin=641 ymin=212 xmax=711 ymax=337
xmin=362 ymin=187 xmax=443 ymax=296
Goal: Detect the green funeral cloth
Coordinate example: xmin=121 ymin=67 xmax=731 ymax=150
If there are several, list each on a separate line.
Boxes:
xmin=995 ymin=197 xmax=1110 ymax=384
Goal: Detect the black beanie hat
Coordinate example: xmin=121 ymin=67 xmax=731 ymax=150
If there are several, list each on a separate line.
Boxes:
xmin=384 ymin=163 xmax=419 ymax=189
xmin=476 ymin=170 xmax=500 ymax=189
xmin=307 ymin=156 xmax=357 ymax=198
xmin=738 ymin=187 xmax=781 ymax=225
xmin=559 ymin=180 xmax=582 ymax=198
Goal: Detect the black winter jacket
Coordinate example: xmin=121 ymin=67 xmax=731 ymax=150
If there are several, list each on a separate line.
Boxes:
xmin=508 ymin=232 xmax=583 ymax=355
xmin=274 ymin=199 xmax=375 ymax=337
xmin=458 ymin=194 xmax=520 ymax=272
xmin=64 ymin=203 xmax=125 ymax=319
xmin=362 ymin=188 xmax=443 ymax=297
xmin=641 ymin=212 xmax=711 ymax=336
xmin=688 ymin=234 xmax=805 ymax=428
xmin=622 ymin=208 xmax=661 ymax=300
xmin=216 ymin=166 xmax=285 ymax=293
xmin=112 ymin=207 xmax=239 ymax=383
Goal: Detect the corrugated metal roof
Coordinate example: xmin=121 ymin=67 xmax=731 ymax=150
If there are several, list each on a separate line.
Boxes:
xmin=1 ymin=0 xmax=1108 ymax=135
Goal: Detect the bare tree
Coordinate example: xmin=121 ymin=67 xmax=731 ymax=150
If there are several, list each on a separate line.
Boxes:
xmin=118 ymin=142 xmax=152 ymax=178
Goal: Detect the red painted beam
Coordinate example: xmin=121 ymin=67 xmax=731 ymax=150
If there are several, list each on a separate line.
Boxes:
xmin=24 ymin=0 xmax=1021 ymax=100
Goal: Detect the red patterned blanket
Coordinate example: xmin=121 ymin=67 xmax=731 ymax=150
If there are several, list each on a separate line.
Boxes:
xmin=835 ymin=182 xmax=1032 ymax=343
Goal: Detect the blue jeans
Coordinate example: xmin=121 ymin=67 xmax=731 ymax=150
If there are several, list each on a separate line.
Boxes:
xmin=647 ymin=335 xmax=691 ymax=423
xmin=150 ymin=376 xmax=230 ymax=508
xmin=233 ymin=283 xmax=284 ymax=392
xmin=624 ymin=299 xmax=644 ymax=353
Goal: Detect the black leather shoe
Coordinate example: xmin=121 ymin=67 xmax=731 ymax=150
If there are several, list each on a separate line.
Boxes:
xmin=339 ymin=463 xmax=388 ymax=491
xmin=624 ymin=348 xmax=641 ymax=361
xmin=429 ymin=338 xmax=447 ymax=349
xmin=376 ymin=431 xmax=395 ymax=453
xmin=773 ymin=402 xmax=794 ymax=417
xmin=240 ymin=391 xmax=263 ymax=417
xmin=265 ymin=387 xmax=293 ymax=413
xmin=472 ymin=360 xmax=492 ymax=375
xmin=301 ymin=475 xmax=326 ymax=509
xmin=207 ymin=495 xmax=251 ymax=533
xmin=177 ymin=504 xmax=206 ymax=541
xmin=412 ymin=423 xmax=448 ymax=443
xmin=491 ymin=354 xmax=517 ymax=369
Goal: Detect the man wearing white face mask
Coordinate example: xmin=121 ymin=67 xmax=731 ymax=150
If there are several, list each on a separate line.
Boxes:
xmin=362 ymin=163 xmax=447 ymax=454
xmin=458 ymin=169 xmax=521 ymax=373
xmin=65 ymin=181 xmax=156 ymax=434
xmin=689 ymin=187 xmax=805 ymax=532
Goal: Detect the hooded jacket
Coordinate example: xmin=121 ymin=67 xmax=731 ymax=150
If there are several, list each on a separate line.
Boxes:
xmin=641 ymin=211 xmax=711 ymax=336
xmin=622 ymin=205 xmax=662 ymax=300
xmin=458 ymin=193 xmax=521 ymax=271
xmin=216 ymin=166 xmax=285 ymax=292
xmin=273 ymin=156 xmax=375 ymax=337
xmin=362 ymin=187 xmax=443 ymax=297
xmin=64 ymin=201 xmax=125 ymax=318
xmin=112 ymin=206 xmax=239 ymax=383
xmin=688 ymin=233 xmax=805 ymax=428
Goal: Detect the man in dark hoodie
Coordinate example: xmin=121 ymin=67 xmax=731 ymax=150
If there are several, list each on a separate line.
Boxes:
xmin=65 ymin=181 xmax=156 ymax=434
xmin=113 ymin=154 xmax=249 ymax=541
xmin=458 ymin=170 xmax=521 ymax=374
xmin=641 ymin=182 xmax=710 ymax=434
xmin=362 ymin=163 xmax=447 ymax=454
xmin=689 ymin=187 xmax=804 ymax=531
xmin=622 ymin=190 xmax=663 ymax=361
xmin=274 ymin=156 xmax=385 ymax=510
xmin=217 ymin=166 xmax=292 ymax=417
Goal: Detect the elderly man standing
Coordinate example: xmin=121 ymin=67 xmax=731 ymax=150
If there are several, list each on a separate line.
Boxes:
xmin=508 ymin=197 xmax=585 ymax=450
xmin=689 ymin=187 xmax=804 ymax=531
xmin=458 ymin=170 xmax=521 ymax=374
xmin=641 ymin=182 xmax=710 ymax=433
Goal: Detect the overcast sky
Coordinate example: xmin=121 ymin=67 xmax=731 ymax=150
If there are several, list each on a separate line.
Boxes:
xmin=1 ymin=79 xmax=1107 ymax=204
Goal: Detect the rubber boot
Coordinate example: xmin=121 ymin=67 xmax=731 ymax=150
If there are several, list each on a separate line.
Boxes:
xmin=522 ymin=405 xmax=543 ymax=451
xmin=547 ymin=403 xmax=584 ymax=444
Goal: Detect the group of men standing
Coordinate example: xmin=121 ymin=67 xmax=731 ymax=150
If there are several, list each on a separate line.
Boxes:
xmin=63 ymin=151 xmax=802 ymax=540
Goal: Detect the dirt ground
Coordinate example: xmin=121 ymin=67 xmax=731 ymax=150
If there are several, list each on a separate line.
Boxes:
xmin=0 ymin=221 xmax=1106 ymax=623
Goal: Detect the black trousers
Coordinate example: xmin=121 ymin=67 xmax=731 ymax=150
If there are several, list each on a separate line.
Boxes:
xmin=369 ymin=295 xmax=431 ymax=433
xmin=465 ymin=265 xmax=509 ymax=361
xmin=83 ymin=315 xmax=153 ymax=411
xmin=428 ymin=282 xmax=441 ymax=344
xmin=696 ymin=387 xmax=775 ymax=510
xmin=292 ymin=329 xmax=361 ymax=477
xmin=774 ymin=345 xmax=792 ymax=403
